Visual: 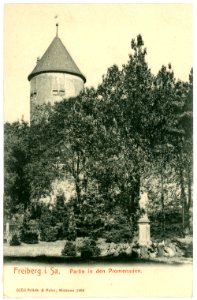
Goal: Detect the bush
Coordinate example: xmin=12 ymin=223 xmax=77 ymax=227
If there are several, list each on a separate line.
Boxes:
xmin=104 ymin=228 xmax=133 ymax=243
xmin=9 ymin=234 xmax=21 ymax=246
xmin=21 ymin=231 xmax=39 ymax=244
xmin=40 ymin=226 xmax=59 ymax=242
xmin=79 ymin=238 xmax=100 ymax=258
xmin=67 ymin=229 xmax=77 ymax=241
xmin=20 ymin=211 xmax=39 ymax=244
xmin=61 ymin=241 xmax=77 ymax=257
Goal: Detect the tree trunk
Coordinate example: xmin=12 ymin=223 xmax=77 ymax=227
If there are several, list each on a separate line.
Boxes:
xmin=160 ymin=165 xmax=165 ymax=239
xmin=130 ymin=170 xmax=140 ymax=233
xmin=178 ymin=159 xmax=188 ymax=236
xmin=75 ymin=179 xmax=81 ymax=203
xmin=159 ymin=150 xmax=166 ymax=240
xmin=187 ymin=172 xmax=192 ymax=210
xmin=186 ymin=163 xmax=192 ymax=233
xmin=75 ymin=152 xmax=81 ymax=203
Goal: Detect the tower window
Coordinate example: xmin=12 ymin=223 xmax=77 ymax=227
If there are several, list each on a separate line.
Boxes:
xmin=52 ymin=89 xmax=58 ymax=95
xmin=30 ymin=91 xmax=37 ymax=98
xmin=59 ymin=89 xmax=65 ymax=96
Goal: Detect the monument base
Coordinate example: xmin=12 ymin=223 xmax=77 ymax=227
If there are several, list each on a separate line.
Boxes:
xmin=138 ymin=215 xmax=151 ymax=247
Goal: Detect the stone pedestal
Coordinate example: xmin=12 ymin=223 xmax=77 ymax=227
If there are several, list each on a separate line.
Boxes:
xmin=138 ymin=215 xmax=151 ymax=247
xmin=5 ymin=222 xmax=10 ymax=242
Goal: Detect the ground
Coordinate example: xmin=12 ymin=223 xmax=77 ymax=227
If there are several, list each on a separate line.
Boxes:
xmin=3 ymin=236 xmax=193 ymax=264
xmin=4 ymin=240 xmax=65 ymax=257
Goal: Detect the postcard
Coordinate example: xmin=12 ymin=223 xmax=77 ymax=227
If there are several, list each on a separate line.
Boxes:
xmin=3 ymin=3 xmax=193 ymax=298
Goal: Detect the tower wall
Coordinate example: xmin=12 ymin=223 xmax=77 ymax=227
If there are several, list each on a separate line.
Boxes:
xmin=30 ymin=72 xmax=84 ymax=115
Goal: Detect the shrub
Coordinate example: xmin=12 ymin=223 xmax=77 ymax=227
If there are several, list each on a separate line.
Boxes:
xmin=9 ymin=234 xmax=21 ymax=246
xmin=61 ymin=204 xmax=77 ymax=241
xmin=67 ymin=229 xmax=77 ymax=241
xmin=104 ymin=228 xmax=133 ymax=243
xmin=61 ymin=241 xmax=77 ymax=257
xmin=21 ymin=231 xmax=39 ymax=244
xmin=81 ymin=247 xmax=93 ymax=258
xmin=79 ymin=238 xmax=100 ymax=258
xmin=20 ymin=211 xmax=39 ymax=244
xmin=40 ymin=226 xmax=59 ymax=242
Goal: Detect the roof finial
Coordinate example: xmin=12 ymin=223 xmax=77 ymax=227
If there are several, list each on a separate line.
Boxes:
xmin=55 ymin=15 xmax=59 ymax=37
xmin=56 ymin=23 xmax=59 ymax=37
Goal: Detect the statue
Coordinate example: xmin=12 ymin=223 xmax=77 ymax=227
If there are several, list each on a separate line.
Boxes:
xmin=139 ymin=191 xmax=149 ymax=211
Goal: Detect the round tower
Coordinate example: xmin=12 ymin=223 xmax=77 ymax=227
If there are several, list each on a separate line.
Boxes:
xmin=28 ymin=25 xmax=86 ymax=118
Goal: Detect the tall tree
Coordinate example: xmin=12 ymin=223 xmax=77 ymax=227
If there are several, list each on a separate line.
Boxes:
xmin=25 ymin=104 xmax=59 ymax=202
xmin=4 ymin=120 xmax=30 ymax=217
xmin=170 ymin=69 xmax=193 ymax=234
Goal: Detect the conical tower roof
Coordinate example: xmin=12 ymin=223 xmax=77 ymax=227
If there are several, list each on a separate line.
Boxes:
xmin=28 ymin=35 xmax=86 ymax=82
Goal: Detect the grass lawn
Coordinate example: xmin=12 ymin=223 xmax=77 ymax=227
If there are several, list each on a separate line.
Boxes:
xmin=4 ymin=240 xmax=66 ymax=257
xmin=3 ymin=236 xmax=193 ymax=265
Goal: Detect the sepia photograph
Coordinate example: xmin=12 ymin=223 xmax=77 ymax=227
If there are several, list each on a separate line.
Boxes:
xmin=3 ymin=3 xmax=193 ymax=298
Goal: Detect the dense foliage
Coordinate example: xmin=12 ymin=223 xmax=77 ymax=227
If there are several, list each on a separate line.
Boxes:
xmin=61 ymin=241 xmax=77 ymax=257
xmin=4 ymin=35 xmax=192 ymax=241
xmin=9 ymin=234 xmax=21 ymax=246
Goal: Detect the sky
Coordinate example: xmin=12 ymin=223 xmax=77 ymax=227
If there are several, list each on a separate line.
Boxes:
xmin=4 ymin=3 xmax=193 ymax=123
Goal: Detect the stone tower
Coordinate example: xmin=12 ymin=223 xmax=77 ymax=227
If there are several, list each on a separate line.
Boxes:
xmin=28 ymin=25 xmax=86 ymax=118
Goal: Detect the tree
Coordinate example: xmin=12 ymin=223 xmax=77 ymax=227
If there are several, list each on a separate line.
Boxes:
xmin=141 ymin=65 xmax=192 ymax=237
xmin=95 ymin=35 xmax=154 ymax=229
xmin=4 ymin=120 xmax=30 ymax=217
xmin=48 ymin=92 xmax=97 ymax=203
xmin=5 ymin=34 xmax=191 ymax=243
xmin=25 ymin=104 xmax=59 ymax=202
xmin=148 ymin=64 xmax=178 ymax=237
xmin=170 ymin=69 xmax=193 ymax=234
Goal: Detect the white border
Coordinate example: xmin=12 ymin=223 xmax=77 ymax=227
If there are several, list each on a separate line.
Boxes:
xmin=0 ymin=1 xmax=195 ymax=300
